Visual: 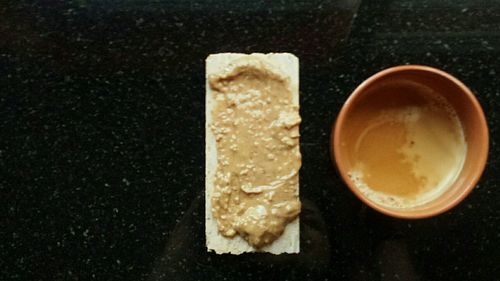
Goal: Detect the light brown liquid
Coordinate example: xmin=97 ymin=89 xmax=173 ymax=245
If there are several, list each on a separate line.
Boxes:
xmin=343 ymin=80 xmax=467 ymax=208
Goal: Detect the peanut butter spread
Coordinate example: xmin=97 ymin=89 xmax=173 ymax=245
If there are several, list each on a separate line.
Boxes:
xmin=209 ymin=57 xmax=301 ymax=248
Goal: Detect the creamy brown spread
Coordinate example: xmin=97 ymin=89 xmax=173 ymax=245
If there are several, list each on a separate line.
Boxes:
xmin=209 ymin=57 xmax=301 ymax=248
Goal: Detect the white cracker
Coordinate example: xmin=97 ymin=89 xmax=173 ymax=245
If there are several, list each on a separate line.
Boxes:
xmin=205 ymin=53 xmax=300 ymax=254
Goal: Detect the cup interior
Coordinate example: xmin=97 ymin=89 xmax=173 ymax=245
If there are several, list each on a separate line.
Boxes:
xmin=333 ymin=65 xmax=489 ymax=218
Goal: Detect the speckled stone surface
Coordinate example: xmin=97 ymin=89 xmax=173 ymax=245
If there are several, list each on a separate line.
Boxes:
xmin=2 ymin=0 xmax=499 ymax=280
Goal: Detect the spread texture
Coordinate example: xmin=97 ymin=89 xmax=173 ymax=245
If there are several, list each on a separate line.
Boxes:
xmin=208 ymin=57 xmax=301 ymax=248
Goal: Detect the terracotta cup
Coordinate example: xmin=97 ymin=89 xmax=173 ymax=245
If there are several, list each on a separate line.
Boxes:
xmin=331 ymin=65 xmax=489 ymax=218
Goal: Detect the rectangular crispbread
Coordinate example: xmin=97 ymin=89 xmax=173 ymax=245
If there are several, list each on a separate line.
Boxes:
xmin=205 ymin=53 xmax=300 ymax=254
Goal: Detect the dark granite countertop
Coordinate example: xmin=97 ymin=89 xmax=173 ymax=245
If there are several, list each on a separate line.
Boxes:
xmin=2 ymin=0 xmax=499 ymax=280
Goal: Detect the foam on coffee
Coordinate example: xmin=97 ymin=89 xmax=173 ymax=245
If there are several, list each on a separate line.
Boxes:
xmin=345 ymin=81 xmax=467 ymax=208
